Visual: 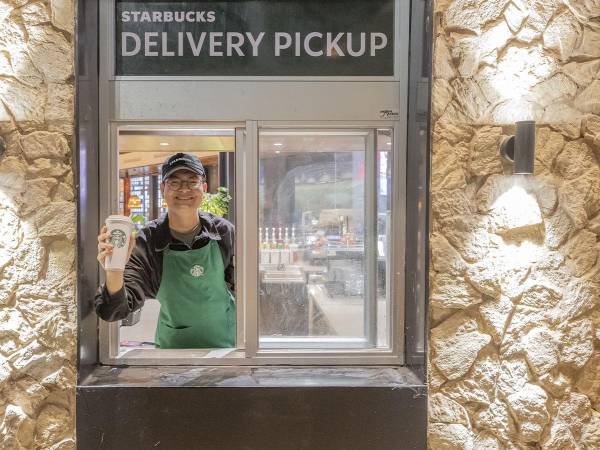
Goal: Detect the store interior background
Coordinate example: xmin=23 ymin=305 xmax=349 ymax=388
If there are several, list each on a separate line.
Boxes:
xmin=0 ymin=0 xmax=599 ymax=448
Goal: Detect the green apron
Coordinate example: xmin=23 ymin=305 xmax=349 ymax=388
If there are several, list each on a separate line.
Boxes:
xmin=154 ymin=240 xmax=236 ymax=349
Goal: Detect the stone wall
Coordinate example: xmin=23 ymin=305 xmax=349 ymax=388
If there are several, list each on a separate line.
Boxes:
xmin=429 ymin=1 xmax=600 ymax=449
xmin=0 ymin=1 xmax=76 ymax=449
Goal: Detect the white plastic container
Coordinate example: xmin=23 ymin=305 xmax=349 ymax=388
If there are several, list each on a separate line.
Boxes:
xmin=105 ymin=215 xmax=134 ymax=271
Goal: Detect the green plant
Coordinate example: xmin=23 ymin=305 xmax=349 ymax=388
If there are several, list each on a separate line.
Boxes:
xmin=131 ymin=214 xmax=146 ymax=226
xmin=200 ymin=187 xmax=232 ymax=217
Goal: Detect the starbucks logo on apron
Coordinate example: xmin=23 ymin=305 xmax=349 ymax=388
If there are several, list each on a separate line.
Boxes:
xmin=190 ymin=265 xmax=205 ymax=277
xmin=109 ymin=229 xmax=127 ymax=249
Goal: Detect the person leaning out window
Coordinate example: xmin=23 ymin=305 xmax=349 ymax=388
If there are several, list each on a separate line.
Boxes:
xmin=95 ymin=153 xmax=236 ymax=349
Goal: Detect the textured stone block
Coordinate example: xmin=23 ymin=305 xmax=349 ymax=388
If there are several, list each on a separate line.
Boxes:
xmin=441 ymin=351 xmax=499 ymax=407
xmin=21 ymin=131 xmax=70 ymax=160
xmin=51 ymin=0 xmax=74 ymax=34
xmin=428 ymin=423 xmax=475 ymax=450
xmin=581 ymin=410 xmax=600 ymax=449
xmin=504 ymin=2 xmax=527 ymax=32
xmin=562 ymin=59 xmax=600 ymax=87
xmin=474 ymin=400 xmax=515 ymax=442
xmin=532 ymin=74 xmax=578 ymax=107
xmin=468 ymin=127 xmax=503 ymax=176
xmin=543 ymin=10 xmax=581 ymax=61
xmin=572 ymin=25 xmax=600 ymax=59
xmin=478 ymin=295 xmax=512 ymax=345
xmin=0 ymin=156 xmax=26 ymax=210
xmin=575 ymin=80 xmax=600 ymax=114
xmin=0 ymin=79 xmax=44 ymax=131
xmin=33 ymin=404 xmax=71 ymax=448
xmin=506 ymin=383 xmax=550 ymax=442
xmin=431 ymin=313 xmax=491 ymax=380
xmin=564 ymin=230 xmax=599 ymax=276
xmin=46 ymin=83 xmax=74 ymax=134
xmin=522 ymin=328 xmax=560 ymax=376
xmin=26 ymin=25 xmax=72 ymax=83
xmin=22 ymin=178 xmax=58 ymax=216
xmin=429 ymin=392 xmax=471 ymax=426
xmin=445 ymin=0 xmax=480 ymax=34
xmin=577 ymin=354 xmax=600 ymax=410
xmin=34 ymin=201 xmax=76 ymax=239
xmin=431 ymin=273 xmax=482 ymax=309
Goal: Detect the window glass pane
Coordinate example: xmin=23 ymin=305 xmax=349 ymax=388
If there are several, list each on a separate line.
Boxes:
xmin=258 ymin=129 xmax=391 ymax=349
xmin=116 ymin=129 xmax=236 ymax=349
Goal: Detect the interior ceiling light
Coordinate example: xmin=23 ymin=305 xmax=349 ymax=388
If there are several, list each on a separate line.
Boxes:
xmin=127 ymin=195 xmax=142 ymax=208
xmin=273 ymin=142 xmax=283 ymax=146
xmin=500 ymin=121 xmax=535 ymax=175
xmin=159 ymin=142 xmax=170 ymax=146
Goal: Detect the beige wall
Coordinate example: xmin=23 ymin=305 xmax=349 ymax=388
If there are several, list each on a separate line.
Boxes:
xmin=429 ymin=0 xmax=600 ymax=449
xmin=0 ymin=0 xmax=76 ymax=448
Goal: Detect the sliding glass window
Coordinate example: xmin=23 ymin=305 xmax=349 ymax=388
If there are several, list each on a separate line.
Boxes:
xmin=101 ymin=123 xmax=403 ymax=365
xmin=257 ymin=129 xmax=393 ymax=350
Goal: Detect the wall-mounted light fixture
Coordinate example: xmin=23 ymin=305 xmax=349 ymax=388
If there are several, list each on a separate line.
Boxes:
xmin=0 ymin=136 xmax=5 ymax=161
xmin=500 ymin=121 xmax=536 ymax=175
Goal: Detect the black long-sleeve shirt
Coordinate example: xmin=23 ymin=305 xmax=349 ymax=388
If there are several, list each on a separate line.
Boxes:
xmin=95 ymin=212 xmax=235 ymax=322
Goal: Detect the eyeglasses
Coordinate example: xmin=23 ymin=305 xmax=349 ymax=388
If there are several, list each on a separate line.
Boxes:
xmin=165 ymin=178 xmax=204 ymax=190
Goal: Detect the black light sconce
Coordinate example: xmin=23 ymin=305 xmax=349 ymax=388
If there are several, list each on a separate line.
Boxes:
xmin=500 ymin=120 xmax=536 ymax=175
xmin=0 ymin=136 xmax=5 ymax=161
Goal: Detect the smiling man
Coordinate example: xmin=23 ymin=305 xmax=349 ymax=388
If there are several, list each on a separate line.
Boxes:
xmin=95 ymin=153 xmax=236 ymax=349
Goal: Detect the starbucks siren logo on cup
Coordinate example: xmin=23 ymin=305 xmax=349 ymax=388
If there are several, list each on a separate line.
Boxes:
xmin=110 ymin=229 xmax=128 ymax=249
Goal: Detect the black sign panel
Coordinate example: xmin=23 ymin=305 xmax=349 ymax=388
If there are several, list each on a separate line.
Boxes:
xmin=115 ymin=0 xmax=395 ymax=76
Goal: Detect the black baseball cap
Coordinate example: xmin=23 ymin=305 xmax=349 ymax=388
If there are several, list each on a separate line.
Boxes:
xmin=161 ymin=153 xmax=205 ymax=181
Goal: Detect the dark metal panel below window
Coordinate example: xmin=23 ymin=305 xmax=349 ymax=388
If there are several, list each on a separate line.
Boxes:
xmin=77 ymin=366 xmax=426 ymax=449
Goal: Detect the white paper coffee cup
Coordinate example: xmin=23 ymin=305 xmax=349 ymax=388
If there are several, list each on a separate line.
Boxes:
xmin=105 ymin=215 xmax=133 ymax=271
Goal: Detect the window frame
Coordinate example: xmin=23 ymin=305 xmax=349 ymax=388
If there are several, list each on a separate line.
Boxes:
xmin=99 ymin=120 xmax=405 ymax=366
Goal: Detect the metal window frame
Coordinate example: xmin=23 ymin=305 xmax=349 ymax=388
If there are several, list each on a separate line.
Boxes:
xmin=96 ymin=0 xmax=412 ymax=366
xmin=99 ymin=122 xmax=245 ymax=365
xmin=252 ymin=125 xmax=395 ymax=354
xmin=365 ymin=129 xmax=378 ymax=347
xmin=99 ymin=120 xmax=405 ymax=366
xmin=250 ymin=121 xmax=404 ymax=362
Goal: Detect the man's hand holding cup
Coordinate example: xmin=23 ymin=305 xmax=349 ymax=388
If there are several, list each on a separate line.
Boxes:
xmin=97 ymin=215 xmax=135 ymax=294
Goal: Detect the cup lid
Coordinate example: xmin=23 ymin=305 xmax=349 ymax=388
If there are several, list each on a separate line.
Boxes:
xmin=106 ymin=214 xmax=133 ymax=223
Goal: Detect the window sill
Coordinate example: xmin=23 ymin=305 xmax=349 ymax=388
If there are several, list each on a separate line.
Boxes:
xmin=77 ymin=365 xmax=427 ymax=449
xmin=78 ymin=365 xmax=425 ymax=388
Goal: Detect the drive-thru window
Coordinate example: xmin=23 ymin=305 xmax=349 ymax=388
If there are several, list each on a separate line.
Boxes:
xmin=94 ymin=0 xmax=424 ymax=366
xmin=77 ymin=0 xmax=430 ymax=447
